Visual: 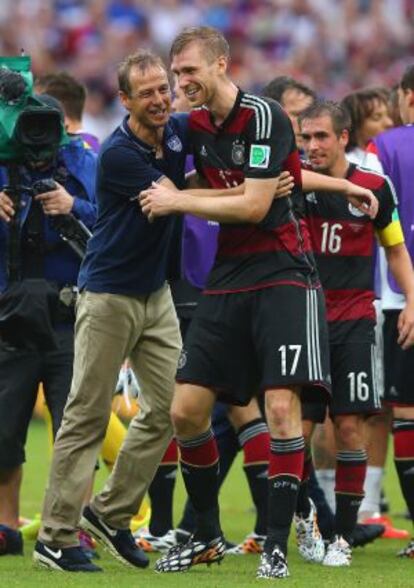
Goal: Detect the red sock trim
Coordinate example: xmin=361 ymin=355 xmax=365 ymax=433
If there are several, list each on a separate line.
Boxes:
xmin=394 ymin=429 xmax=414 ymax=460
xmin=243 ymin=432 xmax=270 ymax=465
xmin=302 ymin=456 xmax=313 ymax=483
xmin=268 ymin=450 xmax=304 ymax=480
xmin=161 ymin=439 xmax=178 ymax=464
xmin=335 ymin=461 xmax=367 ymax=494
xmin=179 ymin=437 xmax=219 ymax=467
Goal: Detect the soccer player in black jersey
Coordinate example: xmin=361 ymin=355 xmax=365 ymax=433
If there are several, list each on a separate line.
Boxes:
xmin=298 ymin=100 xmax=414 ymax=566
xmin=140 ymin=26 xmax=333 ymax=580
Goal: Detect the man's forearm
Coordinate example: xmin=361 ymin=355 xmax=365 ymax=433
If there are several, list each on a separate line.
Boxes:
xmin=184 ymin=171 xmax=244 ymax=198
xmin=183 ymin=185 xmax=244 ymax=198
xmin=302 ymin=169 xmax=348 ymax=193
xmin=385 ymin=244 xmax=414 ymax=302
xmin=174 ymin=191 xmax=263 ymax=223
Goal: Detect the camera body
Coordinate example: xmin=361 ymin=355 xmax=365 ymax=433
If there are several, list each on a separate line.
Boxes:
xmin=0 ymin=56 xmax=69 ymax=164
xmin=31 ymin=178 xmax=92 ymax=260
xmin=31 ymin=178 xmax=58 ymax=196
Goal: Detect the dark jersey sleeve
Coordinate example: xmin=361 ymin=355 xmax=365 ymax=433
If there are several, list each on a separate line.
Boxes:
xmin=373 ymin=175 xmax=398 ymax=230
xmin=243 ymin=98 xmax=297 ymax=180
xmin=99 ymin=144 xmax=164 ymax=200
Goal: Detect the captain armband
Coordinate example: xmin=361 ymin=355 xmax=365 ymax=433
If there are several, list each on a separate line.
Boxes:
xmin=376 ymin=209 xmax=405 ymax=247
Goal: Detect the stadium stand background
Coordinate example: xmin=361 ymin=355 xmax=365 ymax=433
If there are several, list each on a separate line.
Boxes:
xmin=1 ymin=0 xmax=413 ymax=140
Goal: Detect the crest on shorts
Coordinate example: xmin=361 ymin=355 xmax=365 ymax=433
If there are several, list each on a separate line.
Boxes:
xmin=178 ymin=349 xmax=187 ymax=369
xmin=231 ymin=141 xmax=245 ymax=165
xmin=167 ymin=135 xmax=183 ymax=152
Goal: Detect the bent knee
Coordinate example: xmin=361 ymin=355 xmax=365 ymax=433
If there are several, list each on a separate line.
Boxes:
xmin=334 ymin=417 xmax=362 ymax=448
xmin=266 ymin=395 xmax=294 ymax=425
xmin=170 ymin=405 xmax=209 ymax=438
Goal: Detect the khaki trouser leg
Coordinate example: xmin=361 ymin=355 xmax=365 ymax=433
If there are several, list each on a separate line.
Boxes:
xmin=91 ymin=285 xmax=181 ymax=528
xmin=39 ymin=291 xmax=144 ymax=547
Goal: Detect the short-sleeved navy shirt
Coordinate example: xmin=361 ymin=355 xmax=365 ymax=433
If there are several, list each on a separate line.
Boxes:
xmin=78 ymin=113 xmax=189 ymax=296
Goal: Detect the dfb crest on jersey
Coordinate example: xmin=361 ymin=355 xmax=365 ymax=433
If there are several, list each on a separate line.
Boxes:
xmin=167 ymin=135 xmax=183 ymax=152
xmin=348 ymin=202 xmax=366 ymax=218
xmin=231 ymin=140 xmax=245 ymax=165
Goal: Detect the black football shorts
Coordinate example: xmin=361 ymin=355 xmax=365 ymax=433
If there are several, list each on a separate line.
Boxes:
xmin=383 ymin=310 xmax=414 ymax=406
xmin=302 ymin=339 xmax=381 ymax=422
xmin=176 ymin=284 xmax=331 ymax=406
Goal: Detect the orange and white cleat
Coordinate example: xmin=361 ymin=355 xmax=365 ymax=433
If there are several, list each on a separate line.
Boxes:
xmin=361 ymin=515 xmax=409 ymax=540
xmin=226 ymin=532 xmax=266 ymax=555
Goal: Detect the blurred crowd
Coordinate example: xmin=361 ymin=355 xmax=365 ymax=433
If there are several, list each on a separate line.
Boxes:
xmin=0 ymin=0 xmax=413 ymax=140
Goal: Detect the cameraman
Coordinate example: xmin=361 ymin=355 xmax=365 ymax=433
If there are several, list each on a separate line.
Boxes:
xmin=35 ymin=72 xmax=101 ymax=153
xmin=0 ymin=95 xmax=97 ymax=556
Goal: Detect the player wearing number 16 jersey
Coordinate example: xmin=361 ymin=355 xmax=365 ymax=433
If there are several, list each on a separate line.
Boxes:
xmin=298 ymin=100 xmax=414 ymax=567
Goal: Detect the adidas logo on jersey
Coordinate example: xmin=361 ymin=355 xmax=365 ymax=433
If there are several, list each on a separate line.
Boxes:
xmin=306 ymin=192 xmax=317 ymax=204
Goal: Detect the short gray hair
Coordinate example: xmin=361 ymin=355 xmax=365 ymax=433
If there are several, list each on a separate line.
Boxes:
xmin=118 ymin=50 xmax=167 ymax=96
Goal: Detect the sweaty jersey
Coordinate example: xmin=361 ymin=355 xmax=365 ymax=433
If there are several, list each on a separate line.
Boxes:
xmin=189 ymin=89 xmax=318 ymax=294
xmin=305 ymin=163 xmax=403 ymax=343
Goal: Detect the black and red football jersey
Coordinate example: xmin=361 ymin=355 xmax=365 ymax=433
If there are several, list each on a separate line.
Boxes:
xmin=189 ymin=89 xmax=319 ymax=294
xmin=305 ymin=163 xmax=397 ymax=342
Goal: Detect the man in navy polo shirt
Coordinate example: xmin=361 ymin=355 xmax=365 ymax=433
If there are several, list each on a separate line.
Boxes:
xmin=34 ymin=50 xmax=188 ymax=572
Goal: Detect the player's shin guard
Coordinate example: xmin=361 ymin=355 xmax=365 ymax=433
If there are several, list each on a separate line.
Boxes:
xmin=335 ymin=450 xmax=367 ymax=543
xmin=265 ymin=437 xmax=305 ymax=555
xmin=238 ymin=418 xmax=270 ymax=536
xmin=393 ymin=420 xmax=414 ymax=522
xmin=148 ymin=439 xmax=178 ymax=536
xmin=178 ymin=429 xmax=221 ymax=541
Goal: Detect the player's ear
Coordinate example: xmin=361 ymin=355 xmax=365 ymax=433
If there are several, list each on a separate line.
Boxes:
xmin=216 ymin=55 xmax=228 ymax=75
xmin=119 ymin=90 xmax=131 ymax=112
xmin=340 ymin=128 xmax=349 ymax=149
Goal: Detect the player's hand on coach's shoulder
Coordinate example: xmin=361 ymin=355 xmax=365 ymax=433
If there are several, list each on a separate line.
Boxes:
xmin=0 ymin=190 xmax=15 ymax=222
xmin=344 ymin=181 xmax=378 ymax=219
xmin=397 ymin=302 xmax=414 ymax=350
xmin=34 ymin=181 xmax=74 ymax=216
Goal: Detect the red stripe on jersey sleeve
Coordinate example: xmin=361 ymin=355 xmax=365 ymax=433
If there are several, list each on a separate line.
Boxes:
xmin=217 ymin=220 xmax=313 ymax=257
xmin=282 ymin=150 xmax=302 ymax=186
xmin=347 ymin=167 xmax=385 ymax=190
xmin=324 ymin=288 xmax=375 ymax=322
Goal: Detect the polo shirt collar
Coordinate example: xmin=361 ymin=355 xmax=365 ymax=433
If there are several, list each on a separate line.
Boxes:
xmin=120 ymin=115 xmax=175 ymax=154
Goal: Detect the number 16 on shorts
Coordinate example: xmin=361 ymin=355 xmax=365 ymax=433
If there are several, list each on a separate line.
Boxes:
xmin=329 ymin=343 xmax=382 ymax=415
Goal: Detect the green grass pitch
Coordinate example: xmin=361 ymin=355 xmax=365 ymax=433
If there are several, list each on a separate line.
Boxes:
xmin=0 ymin=419 xmax=412 ymax=587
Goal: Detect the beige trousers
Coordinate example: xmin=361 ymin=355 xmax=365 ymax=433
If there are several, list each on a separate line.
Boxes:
xmin=39 ymin=285 xmax=181 ymax=547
